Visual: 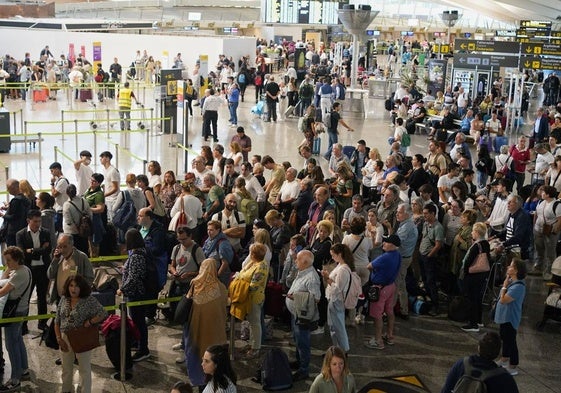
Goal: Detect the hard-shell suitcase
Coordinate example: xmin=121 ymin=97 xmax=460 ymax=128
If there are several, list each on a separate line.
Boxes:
xmin=33 ymin=88 xmax=48 ymax=103
xmin=80 ymin=89 xmax=93 ymax=102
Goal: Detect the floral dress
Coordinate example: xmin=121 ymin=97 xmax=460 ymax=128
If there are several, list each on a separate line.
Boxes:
xmin=159 ymin=183 xmax=182 ymax=215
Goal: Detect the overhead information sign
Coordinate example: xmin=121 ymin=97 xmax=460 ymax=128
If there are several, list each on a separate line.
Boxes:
xmin=521 ymin=43 xmax=561 ymax=56
xmin=454 ymin=39 xmax=520 ymax=53
xmin=432 ymin=44 xmax=450 ymax=54
xmin=520 ymin=20 xmax=552 ymax=29
xmin=453 ymin=53 xmax=519 ymax=69
xmin=520 ymin=56 xmax=561 ymax=71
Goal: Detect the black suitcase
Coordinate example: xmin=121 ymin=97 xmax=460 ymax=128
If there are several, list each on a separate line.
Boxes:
xmin=105 ymin=329 xmax=133 ymax=376
xmin=92 ymin=290 xmax=116 ymax=314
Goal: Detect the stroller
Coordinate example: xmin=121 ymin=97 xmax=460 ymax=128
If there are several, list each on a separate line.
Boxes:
xmin=536 ymin=256 xmax=561 ymax=331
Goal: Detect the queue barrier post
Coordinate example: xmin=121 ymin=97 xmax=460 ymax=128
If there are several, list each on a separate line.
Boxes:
xmin=145 ymin=126 xmax=149 ymax=163
xmin=73 ymin=120 xmax=79 ymax=143
xmin=54 ymin=146 xmax=58 ymax=163
xmin=61 ymin=110 xmax=65 ymax=138
xmin=38 ymin=132 xmax=42 ymax=169
xmin=149 ymin=108 xmax=154 ymax=136
xmin=4 ymin=167 xmax=9 ymax=202
xmin=115 ymin=144 xmax=119 ymax=169
xmin=19 ymin=108 xmax=23 ymax=136
xmin=106 ymin=109 xmax=110 ymax=137
xmin=93 ymin=130 xmax=98 ymax=164
xmin=119 ymin=301 xmax=128 ymax=382
xmin=229 ymin=314 xmax=235 ymax=361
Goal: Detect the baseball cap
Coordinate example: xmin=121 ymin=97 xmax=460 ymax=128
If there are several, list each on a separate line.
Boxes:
xmin=382 ymin=234 xmax=401 ymax=247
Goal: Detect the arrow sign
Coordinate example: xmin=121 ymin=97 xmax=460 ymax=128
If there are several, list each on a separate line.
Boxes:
xmin=525 ymin=46 xmax=532 ymax=53
xmin=459 ymin=57 xmax=466 ymax=63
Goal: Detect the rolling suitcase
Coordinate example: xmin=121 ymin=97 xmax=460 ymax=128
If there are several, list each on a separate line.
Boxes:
xmin=264 ymin=281 xmax=285 ymax=318
xmin=284 ymin=105 xmax=294 ymax=118
xmin=33 ymin=88 xmax=48 ymax=103
xmin=92 ymin=290 xmax=116 ymax=314
xmin=80 ymin=89 xmax=93 ymax=102
xmin=312 ymin=136 xmax=321 ymax=155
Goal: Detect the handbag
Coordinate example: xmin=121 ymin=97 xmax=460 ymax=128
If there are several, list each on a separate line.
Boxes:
xmin=367 ymin=284 xmax=383 ymax=302
xmin=168 ymin=197 xmax=188 ymax=231
xmin=174 ymin=295 xmax=193 ymax=325
xmin=468 ymin=242 xmax=490 ymax=274
xmin=41 ymin=317 xmax=60 ymax=350
xmin=288 ymin=209 xmax=297 ymax=229
xmin=66 ymin=325 xmax=100 ymax=353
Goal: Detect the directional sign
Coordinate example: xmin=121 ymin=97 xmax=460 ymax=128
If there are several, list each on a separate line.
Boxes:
xmin=453 ymin=53 xmax=519 ymax=69
xmin=433 ymin=44 xmax=450 ymax=54
xmin=454 ymin=39 xmax=520 ymax=53
xmin=520 ymin=56 xmax=561 ymax=71
xmin=521 ymin=43 xmax=561 ymax=56
xmin=520 ymin=20 xmax=552 ymax=29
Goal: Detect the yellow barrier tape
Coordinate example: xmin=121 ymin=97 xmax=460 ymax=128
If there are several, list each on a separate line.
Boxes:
xmin=63 ymin=108 xmax=151 ymax=113
xmin=26 ymin=116 xmax=168 ymax=124
xmin=90 ymin=255 xmax=128 ymax=263
xmin=176 ymin=143 xmax=200 ymax=157
xmin=54 ymin=147 xmax=75 ymax=163
xmin=0 ymin=296 xmax=183 ymax=323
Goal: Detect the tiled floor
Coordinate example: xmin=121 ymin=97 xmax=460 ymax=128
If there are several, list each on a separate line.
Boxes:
xmin=0 ymin=83 xmax=559 ymax=392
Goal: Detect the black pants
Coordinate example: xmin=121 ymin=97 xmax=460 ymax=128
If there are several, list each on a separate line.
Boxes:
xmin=202 ymin=110 xmax=218 ymax=139
xmin=463 ymin=272 xmax=486 ymax=325
xmin=30 ymin=265 xmax=48 ymax=321
xmin=266 ymin=99 xmax=277 ymax=122
xmin=500 ymin=322 xmax=519 ymax=365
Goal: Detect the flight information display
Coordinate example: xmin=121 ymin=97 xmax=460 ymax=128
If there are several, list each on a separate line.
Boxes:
xmin=264 ymin=0 xmax=346 ymax=24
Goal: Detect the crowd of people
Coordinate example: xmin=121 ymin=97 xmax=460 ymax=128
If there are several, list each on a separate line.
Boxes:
xmin=4 ymin=39 xmax=561 ymax=392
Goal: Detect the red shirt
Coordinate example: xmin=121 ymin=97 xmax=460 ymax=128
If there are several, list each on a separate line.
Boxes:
xmin=509 ymin=145 xmax=530 ymax=173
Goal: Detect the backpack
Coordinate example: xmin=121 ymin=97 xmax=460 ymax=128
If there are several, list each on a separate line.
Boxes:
xmin=142 ymin=249 xmax=160 ymax=296
xmin=401 ymin=132 xmax=411 ymax=148
xmin=259 ymin=348 xmax=293 ymax=391
xmin=238 ymin=73 xmax=246 ymax=84
xmin=300 ymin=83 xmax=314 ymax=99
xmin=239 ymin=197 xmax=258 ymax=225
xmin=385 ymin=98 xmax=393 ymax=111
xmin=255 ymin=75 xmax=263 ymax=86
xmin=344 ymin=268 xmax=362 ymax=309
xmin=69 ymin=200 xmax=92 ymax=239
xmin=171 ymin=243 xmax=201 ymax=270
xmin=451 ymin=357 xmax=508 ymax=393
xmin=113 ymin=191 xmax=137 ymax=231
xmin=214 ymin=237 xmax=242 ymax=273
xmin=323 ymin=110 xmax=332 ymax=129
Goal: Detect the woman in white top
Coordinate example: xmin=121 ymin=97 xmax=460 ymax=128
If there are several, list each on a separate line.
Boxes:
xmin=321 ymin=243 xmax=353 ymax=354
xmin=169 ymin=183 xmax=203 ymax=230
xmin=534 ymin=185 xmax=561 ymax=281
xmin=342 ymin=216 xmax=373 ymax=286
xmin=227 ymin=142 xmax=243 ymax=173
xmin=201 ymin=344 xmax=237 ymax=393
xmin=147 ymin=160 xmax=162 ymax=195
xmin=494 ymin=145 xmax=514 ymax=177
xmin=366 ymin=208 xmax=384 ymax=261
xmin=545 ymin=155 xmax=561 ymax=193
xmin=361 ymin=155 xmax=384 ymax=190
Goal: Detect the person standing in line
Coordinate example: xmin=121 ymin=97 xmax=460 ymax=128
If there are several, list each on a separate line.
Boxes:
xmin=494 ymin=258 xmax=527 ymax=376
xmin=49 ymin=163 xmax=69 ymax=233
xmin=0 ymin=179 xmax=31 ymax=246
xmin=201 ymin=344 xmax=237 ymax=393
xmin=202 ymin=89 xmax=222 ymax=142
xmin=54 ymin=274 xmax=107 ymax=393
xmin=99 ymin=151 xmax=121 ymax=222
xmin=324 ymin=102 xmax=354 ymax=160
xmin=226 ymin=77 xmax=240 ymax=127
xmin=117 ymin=82 xmax=139 ymax=132
xmin=265 ymin=75 xmax=280 ymax=122
xmin=73 ymin=150 xmax=93 ymax=197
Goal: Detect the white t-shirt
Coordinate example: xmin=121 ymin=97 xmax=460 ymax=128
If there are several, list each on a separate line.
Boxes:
xmin=148 ymin=174 xmax=162 ymax=189
xmin=534 ymin=199 xmax=561 ymax=232
xmin=75 ymin=164 xmax=93 ymax=197
xmin=279 ymin=180 xmax=300 ymax=202
xmin=437 ymin=175 xmax=459 ymax=204
xmin=211 ymin=210 xmax=246 ymax=251
xmin=53 ymin=176 xmax=69 ymax=212
xmin=102 ymin=165 xmax=121 ymax=201
xmin=536 ymin=152 xmax=554 ymax=180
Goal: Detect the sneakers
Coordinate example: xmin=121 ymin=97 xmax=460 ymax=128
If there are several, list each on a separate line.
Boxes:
xmin=132 ymin=351 xmax=151 ymax=362
xmin=365 ymin=338 xmax=385 ymax=350
xmin=354 ymin=314 xmax=365 ymax=325
xmin=310 ymin=326 xmax=325 ymax=335
xmin=172 ymin=342 xmax=183 ymax=351
xmin=175 ymin=354 xmax=186 ymax=364
xmin=382 ymin=335 xmax=395 ymax=346
xmin=0 ymin=380 xmax=20 ymax=392
xmin=508 ymin=367 xmax=519 ymax=376
xmin=145 ymin=317 xmax=156 ymax=326
xmin=497 ymin=359 xmax=509 ymax=368
xmin=461 ymin=324 xmax=480 ymax=332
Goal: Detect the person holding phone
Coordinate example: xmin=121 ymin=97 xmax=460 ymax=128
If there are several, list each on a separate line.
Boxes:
xmin=494 ymin=258 xmax=527 ymax=376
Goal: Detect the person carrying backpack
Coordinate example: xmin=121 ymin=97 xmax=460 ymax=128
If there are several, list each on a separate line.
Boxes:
xmin=441 ymin=332 xmax=519 ymax=393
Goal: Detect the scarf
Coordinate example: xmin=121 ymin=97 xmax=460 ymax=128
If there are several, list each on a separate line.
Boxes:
xmin=188 ymin=258 xmax=223 ymax=305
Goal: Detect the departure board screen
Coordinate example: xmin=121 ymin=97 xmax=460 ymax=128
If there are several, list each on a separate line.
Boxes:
xmin=264 ymin=0 xmax=345 ymax=24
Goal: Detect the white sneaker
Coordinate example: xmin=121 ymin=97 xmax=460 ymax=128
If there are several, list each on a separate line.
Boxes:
xmin=172 ymin=342 xmax=183 ymax=351
xmin=310 ymin=326 xmax=324 ymax=335
xmin=175 ymin=354 xmax=186 ymax=364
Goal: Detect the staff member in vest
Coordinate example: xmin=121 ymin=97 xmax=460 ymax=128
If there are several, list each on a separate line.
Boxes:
xmin=117 ymin=82 xmax=139 ymax=131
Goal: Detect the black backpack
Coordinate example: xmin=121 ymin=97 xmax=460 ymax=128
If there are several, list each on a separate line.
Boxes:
xmin=113 ymin=191 xmax=137 ymax=231
xmin=452 ymin=357 xmax=508 ymax=393
xmin=259 ymin=348 xmax=292 ymax=391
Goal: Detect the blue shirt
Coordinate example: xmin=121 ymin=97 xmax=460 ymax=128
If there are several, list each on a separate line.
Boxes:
xmin=370 ymin=250 xmax=401 ymax=285
xmin=397 ymin=217 xmax=418 ymax=257
xmin=494 ymin=280 xmax=526 ymax=329
xmin=228 ymin=87 xmax=240 ymax=103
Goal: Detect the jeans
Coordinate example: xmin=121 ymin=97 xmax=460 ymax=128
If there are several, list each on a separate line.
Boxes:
xmin=300 ymin=98 xmax=312 ymax=117
xmin=534 ymin=230 xmax=558 ymax=274
xmin=327 ymin=299 xmax=349 ymax=352
xmin=396 ymin=256 xmax=412 ymax=315
xmin=291 ymin=315 xmax=311 ymax=375
xmin=183 ymin=324 xmax=205 ymax=386
xmin=247 ymin=302 xmax=262 ymax=350
xmin=128 ymin=300 xmax=148 ymax=353
xmin=4 ymin=313 xmax=28 ymax=381
xmin=228 ymin=101 xmax=238 ymax=125
xmin=500 ymin=322 xmax=519 ymax=366
xmin=61 ymin=332 xmax=92 ymax=393
xmin=419 ymin=254 xmax=439 ymax=308
xmin=476 ymin=170 xmax=489 ymax=189
xmin=324 ymin=130 xmax=338 ymax=159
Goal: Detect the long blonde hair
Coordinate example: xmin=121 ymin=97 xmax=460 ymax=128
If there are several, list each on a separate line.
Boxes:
xmin=320 ymin=346 xmax=350 ymax=381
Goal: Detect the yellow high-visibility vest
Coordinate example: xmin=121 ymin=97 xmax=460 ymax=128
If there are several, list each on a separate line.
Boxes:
xmin=118 ymin=88 xmax=132 ymax=108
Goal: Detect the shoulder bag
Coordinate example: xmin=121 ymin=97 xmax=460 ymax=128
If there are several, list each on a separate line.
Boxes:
xmin=66 ymin=325 xmax=100 ymax=353
xmin=174 ymin=292 xmax=194 ymax=325
xmin=468 ymin=242 xmax=490 ymax=274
